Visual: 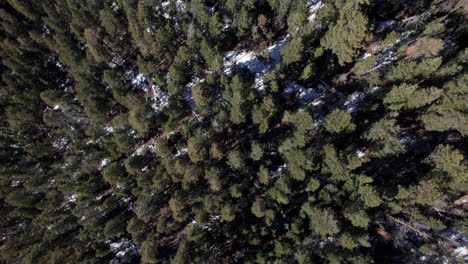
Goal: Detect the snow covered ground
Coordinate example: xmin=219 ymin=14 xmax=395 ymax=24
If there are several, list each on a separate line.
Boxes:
xmin=343 ymin=86 xmax=381 ymax=113
xmin=126 ymin=70 xmax=170 ymax=113
xmin=184 ymin=77 xmax=205 ymax=109
xmin=307 ymin=0 xmax=324 ymax=23
xmin=109 ymin=238 xmax=139 ymax=263
xmin=223 ymin=35 xmax=291 ymax=92
xmin=283 ymin=81 xmax=329 ymax=105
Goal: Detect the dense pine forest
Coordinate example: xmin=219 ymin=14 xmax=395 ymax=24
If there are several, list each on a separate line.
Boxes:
xmin=0 ymin=0 xmax=467 ymax=263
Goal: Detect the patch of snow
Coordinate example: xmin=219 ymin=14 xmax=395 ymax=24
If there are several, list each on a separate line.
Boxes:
xmin=111 ymin=2 xmax=119 ymax=12
xmin=223 ymin=16 xmax=232 ymax=31
xmin=175 ymin=148 xmax=188 ymax=157
xmin=399 ymin=136 xmax=415 ymax=144
xmin=271 ymin=164 xmax=288 ymax=178
xmin=307 ymin=0 xmax=324 ymax=23
xmin=356 ymin=150 xmax=366 ymax=158
xmin=65 ymin=194 xmax=78 ymax=203
xmin=344 ymin=92 xmax=368 ymax=113
xmin=185 ymin=77 xmax=204 ymax=109
xmin=100 ymin=159 xmax=111 ymax=168
xmin=224 ymin=50 xmax=265 ymax=76
xmin=10 ymin=180 xmax=21 ymax=187
xmin=371 ymin=86 xmax=381 ymax=92
xmin=52 ymin=137 xmax=69 ymax=150
xmin=10 ymin=143 xmax=22 ymax=149
xmin=210 ymin=215 xmax=221 ymax=221
xmin=146 ymin=27 xmax=155 ymax=35
xmin=134 ymin=145 xmax=147 ymax=156
xmin=267 ymin=35 xmax=291 ymax=63
xmin=344 ymin=87 xmax=381 ymax=113
xmin=175 ymin=0 xmax=186 ymax=12
xmin=128 ymin=72 xmax=150 ymax=92
xmin=283 ymin=82 xmax=327 ymax=105
xmin=375 ymin=20 xmax=396 ymax=32
xmin=109 ymin=238 xmax=139 ymax=262
xmin=104 ymin=126 xmax=115 ymax=133
xmin=150 ymin=84 xmax=170 ymax=112
xmin=358 ymin=53 xmax=372 ymax=61
xmin=254 ymin=73 xmax=266 ymax=92
xmin=453 ymin=247 xmax=468 ymax=260
xmin=223 ymin=35 xmax=290 ymax=80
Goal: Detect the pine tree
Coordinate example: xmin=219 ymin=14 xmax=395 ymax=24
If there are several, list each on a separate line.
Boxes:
xmin=320 ymin=9 xmax=369 ymax=65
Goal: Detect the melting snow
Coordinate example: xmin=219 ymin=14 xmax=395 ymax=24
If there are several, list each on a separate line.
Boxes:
xmin=210 ymin=215 xmax=221 ymax=221
xmin=100 ymin=159 xmax=111 ymax=168
xmin=453 ymin=247 xmax=468 ymax=260
xmin=375 ymin=20 xmax=396 ymax=32
xmin=223 ymin=35 xmax=290 ymax=92
xmin=175 ymin=148 xmax=188 ymax=157
xmin=104 ymin=126 xmax=115 ymax=133
xmin=185 ymin=77 xmax=204 ymax=109
xmin=10 ymin=180 xmax=21 ymax=187
xmin=150 ymin=84 xmax=169 ymax=112
xmin=65 ymin=194 xmax=78 ymax=203
xmin=358 ymin=53 xmax=372 ymax=61
xmin=344 ymin=92 xmax=367 ymax=113
xmin=109 ymin=238 xmax=139 ymax=261
xmin=307 ymin=0 xmax=324 ymax=23
xmin=283 ymin=82 xmax=328 ymax=105
xmin=399 ymin=136 xmax=415 ymax=144
xmin=111 ymin=2 xmax=119 ymax=12
xmin=52 ymin=137 xmax=69 ymax=150
xmin=128 ymin=72 xmax=150 ymax=92
xmin=356 ymin=150 xmax=366 ymax=158
xmin=344 ymin=87 xmax=381 ymax=113
xmin=175 ymin=0 xmax=186 ymax=12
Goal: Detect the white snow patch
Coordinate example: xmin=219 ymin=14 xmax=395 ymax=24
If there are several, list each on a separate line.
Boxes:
xmin=150 ymin=84 xmax=170 ymax=112
xmin=129 ymin=72 xmax=150 ymax=92
xmin=100 ymin=159 xmax=111 ymax=168
xmin=254 ymin=73 xmax=266 ymax=92
xmin=109 ymin=238 xmax=139 ymax=260
xmin=175 ymin=0 xmax=186 ymax=12
xmin=375 ymin=20 xmax=396 ymax=32
xmin=223 ymin=35 xmax=290 ymax=85
xmin=104 ymin=126 xmax=115 ymax=133
xmin=210 ymin=215 xmax=221 ymax=221
xmin=283 ymin=82 xmax=328 ymax=105
xmin=223 ymin=16 xmax=233 ymax=31
xmin=399 ymin=136 xmax=415 ymax=144
xmin=111 ymin=2 xmax=119 ymax=12
xmin=52 ymin=137 xmax=69 ymax=150
xmin=185 ymin=77 xmax=204 ymax=109
xmin=65 ymin=194 xmax=78 ymax=203
xmin=356 ymin=150 xmax=366 ymax=158
xmin=358 ymin=53 xmax=372 ymax=61
xmin=453 ymin=246 xmax=468 ymax=260
xmin=307 ymin=0 xmax=324 ymax=23
xmin=10 ymin=180 xmax=21 ymax=187
xmin=53 ymin=105 xmax=60 ymax=110
xmin=344 ymin=87 xmax=381 ymax=113
xmin=175 ymin=148 xmax=188 ymax=157
xmin=271 ymin=164 xmax=288 ymax=178
xmin=344 ymin=92 xmax=367 ymax=113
